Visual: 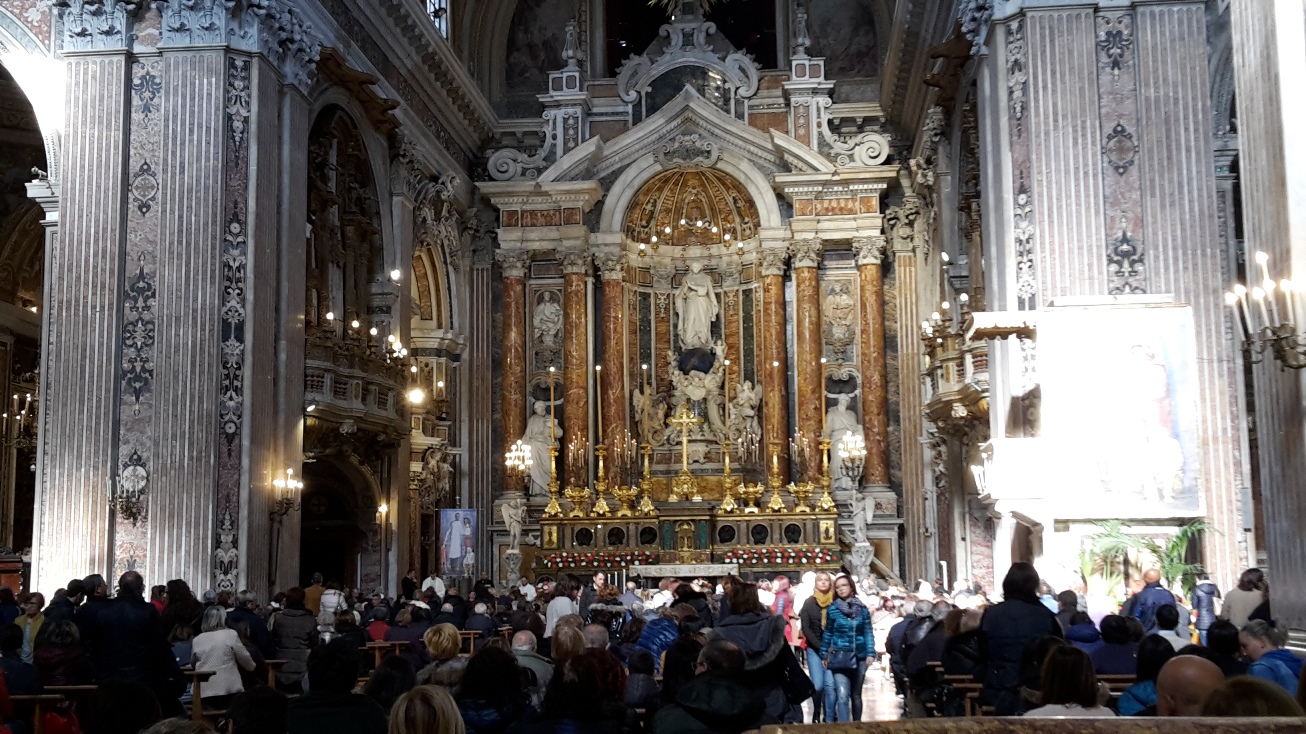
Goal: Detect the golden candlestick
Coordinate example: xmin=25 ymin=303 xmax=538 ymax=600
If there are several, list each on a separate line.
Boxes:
xmin=766 ymin=443 xmax=787 ymax=512
xmin=564 ymin=483 xmax=590 ymax=518
xmin=789 ymin=481 xmax=814 ymax=512
xmin=591 ymin=445 xmax=612 ymax=517
xmin=815 ymin=437 xmax=837 ymax=512
xmin=637 ymin=443 xmax=656 ymax=515
xmin=719 ymin=442 xmax=738 ymax=514
xmin=737 ymin=482 xmax=764 ymax=513
xmin=543 ymin=445 xmax=563 ymax=518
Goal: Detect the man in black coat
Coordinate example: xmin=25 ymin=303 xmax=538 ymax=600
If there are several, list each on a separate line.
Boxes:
xmin=651 ymin=639 xmax=777 ymax=734
xmin=71 ymin=574 xmax=111 ymax=650
xmin=87 ymin=572 xmax=185 ymax=716
xmin=229 ymin=589 xmax=276 ymax=658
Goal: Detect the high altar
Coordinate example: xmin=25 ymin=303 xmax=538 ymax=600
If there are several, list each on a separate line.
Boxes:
xmin=483 ymin=2 xmax=903 ymax=583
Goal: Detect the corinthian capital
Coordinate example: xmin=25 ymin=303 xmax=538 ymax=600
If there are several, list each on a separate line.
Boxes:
xmin=758 ymin=248 xmax=789 ymax=277
xmin=851 ymin=236 xmax=888 ymax=266
xmin=559 ymin=248 xmax=592 ymax=275
xmin=593 ymin=252 xmax=627 ymax=281
xmin=57 ymin=0 xmax=145 ymax=51
xmin=789 ymin=238 xmax=824 ymax=269
xmin=495 ymin=250 xmax=531 ymax=278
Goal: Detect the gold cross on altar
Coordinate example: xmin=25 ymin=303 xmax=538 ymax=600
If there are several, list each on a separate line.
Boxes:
xmin=669 ymin=404 xmax=703 ymax=473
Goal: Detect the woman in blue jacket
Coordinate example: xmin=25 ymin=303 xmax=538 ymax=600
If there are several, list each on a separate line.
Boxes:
xmin=1242 ymin=619 xmax=1303 ymax=695
xmin=820 ymin=575 xmax=874 ymax=722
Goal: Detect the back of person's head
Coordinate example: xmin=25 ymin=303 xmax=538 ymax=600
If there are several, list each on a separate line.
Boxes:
xmin=672 ymin=603 xmax=703 ymax=634
xmin=1238 ymin=568 xmax=1267 ymax=593
xmin=458 ymin=645 xmax=526 ymax=707
xmin=1001 ymin=562 xmax=1041 ymax=603
xmin=1155 ymin=604 xmax=1179 ymax=631
xmin=1137 ymin=634 xmax=1177 ymax=683
xmin=1207 ymin=619 xmax=1240 ymax=656
xmin=226 ymin=687 xmax=288 ymax=734
xmin=726 ymin=580 xmax=764 ymax=615
xmin=394 ymin=608 xmax=413 ymax=627
xmin=1056 ymin=590 xmax=1078 ymax=610
xmin=698 ymin=638 xmax=745 ymax=677
xmin=370 ymin=605 xmax=389 ymax=622
xmin=1242 ymin=618 xmax=1288 ymax=649
xmin=581 ymin=624 xmax=608 ymax=649
xmin=235 ymin=589 xmax=257 ymax=609
xmin=117 ymin=571 xmax=144 ymax=599
xmin=551 ymin=625 xmax=584 ymax=663
xmin=1099 ymin=614 xmax=1131 ymax=645
xmin=1068 ymin=611 xmax=1093 ymax=627
xmin=306 ymin=638 xmax=360 ymax=695
xmin=44 ymin=620 xmax=80 ymax=647
xmin=473 ymin=602 xmax=487 ymax=615
xmin=312 ymin=573 xmax=324 ymax=585
xmin=1019 ymin=636 xmax=1068 ymax=691
xmin=555 ymin=613 xmax=584 ymax=631
xmin=0 ymin=587 xmax=16 ymax=607
xmin=912 ymin=600 xmax=932 ymax=618
xmin=620 ymin=616 xmax=646 ymax=644
xmin=67 ymin=579 xmax=87 ymax=599
xmin=0 ymin=623 xmax=20 ymax=654
xmin=1124 ymin=616 xmax=1145 ymax=643
xmin=440 ymin=603 xmax=454 ymax=613
xmin=200 ymin=605 xmax=227 ymax=633
xmin=83 ymin=680 xmax=163 ymax=734
xmin=541 ymin=651 xmax=624 ymax=720
xmin=511 ymin=630 xmax=537 ymax=652
xmin=83 ymin=574 xmax=107 ymax=596
xmin=363 ymin=655 xmax=417 ymax=713
xmin=283 ymin=586 xmax=306 ymax=610
xmin=1156 ymin=655 xmax=1225 ymax=717
xmin=169 ymin=623 xmax=194 ymax=645
xmin=943 ymin=609 xmax=964 ymax=637
xmin=660 ymin=636 xmax=705 ymax=705
xmin=164 ymin=579 xmax=194 ymax=604
xmin=423 ymin=623 xmax=461 ymax=662
xmin=1202 ymin=675 xmax=1306 ymax=717
xmin=1039 ymin=645 xmax=1099 ymax=708
xmin=931 ymin=600 xmax=951 ymax=622
xmin=628 ymin=648 xmax=655 ymax=676
xmin=335 ymin=611 xmax=358 ymax=630
xmin=390 ymin=685 xmax=465 ymax=734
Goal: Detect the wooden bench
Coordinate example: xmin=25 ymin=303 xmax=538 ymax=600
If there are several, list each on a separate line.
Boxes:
xmin=11 ymin=694 xmax=68 ymax=734
xmin=265 ymin=659 xmax=287 ymax=688
xmin=459 ymin=630 xmax=479 ymax=655
xmin=180 ymin=667 xmax=219 ymax=722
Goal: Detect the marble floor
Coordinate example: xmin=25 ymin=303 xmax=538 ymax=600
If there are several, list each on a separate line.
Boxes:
xmin=801 ymin=660 xmax=905 ymax=722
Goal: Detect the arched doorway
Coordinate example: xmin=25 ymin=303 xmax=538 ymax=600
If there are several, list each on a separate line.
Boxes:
xmin=0 ymin=60 xmax=47 ymax=557
xmin=298 ymin=457 xmax=377 ymax=590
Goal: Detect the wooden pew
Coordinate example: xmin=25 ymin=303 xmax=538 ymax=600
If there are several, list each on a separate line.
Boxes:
xmin=180 ymin=667 xmax=219 ymax=722
xmin=265 ymin=659 xmax=288 ymax=689
xmin=10 ymin=694 xmax=67 ymax=734
xmin=459 ymin=630 xmax=479 ymax=655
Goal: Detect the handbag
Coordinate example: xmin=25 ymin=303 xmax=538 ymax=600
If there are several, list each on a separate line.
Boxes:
xmin=827 ymin=647 xmax=858 ymax=672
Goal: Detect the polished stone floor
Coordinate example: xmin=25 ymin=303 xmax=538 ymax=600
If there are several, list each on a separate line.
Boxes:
xmin=802 ymin=659 xmax=905 ymax=722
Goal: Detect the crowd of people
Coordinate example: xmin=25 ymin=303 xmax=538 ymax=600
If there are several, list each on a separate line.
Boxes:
xmin=0 ymin=562 xmax=1296 ymax=734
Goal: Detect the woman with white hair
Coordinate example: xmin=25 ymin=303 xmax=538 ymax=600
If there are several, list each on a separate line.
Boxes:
xmin=190 ymin=605 xmax=256 ymax=708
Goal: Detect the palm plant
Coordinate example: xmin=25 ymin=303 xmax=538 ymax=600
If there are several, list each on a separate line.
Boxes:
xmin=1136 ymin=519 xmax=1212 ymax=597
xmin=1088 ymin=520 xmax=1139 ymax=580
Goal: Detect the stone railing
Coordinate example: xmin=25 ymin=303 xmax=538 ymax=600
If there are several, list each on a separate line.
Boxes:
xmin=304 ymin=330 xmax=409 ymax=437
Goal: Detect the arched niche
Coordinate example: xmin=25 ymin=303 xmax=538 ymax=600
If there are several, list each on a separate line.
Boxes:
xmin=305 ymin=106 xmax=387 ymax=331
xmin=622 ymin=167 xmax=760 ymax=248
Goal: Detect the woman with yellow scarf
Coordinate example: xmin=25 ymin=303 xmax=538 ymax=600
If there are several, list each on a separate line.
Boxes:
xmin=799 ymin=572 xmax=835 ymax=722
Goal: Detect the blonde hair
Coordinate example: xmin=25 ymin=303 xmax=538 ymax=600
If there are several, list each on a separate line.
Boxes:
xmin=424 ymin=623 xmax=461 ymax=662
xmin=551 ymin=625 xmax=585 ymax=663
xmin=390 ymin=685 xmax=465 ymax=734
xmin=814 ymin=571 xmax=834 ymax=589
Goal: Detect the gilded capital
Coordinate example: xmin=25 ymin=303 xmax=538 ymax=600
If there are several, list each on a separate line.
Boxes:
xmin=789 ymin=238 xmax=824 ymax=269
xmin=593 ymin=252 xmax=628 ymax=281
xmin=559 ymin=248 xmax=592 ymax=275
xmin=495 ymin=250 xmax=532 ymax=278
xmin=758 ymin=248 xmax=790 ymax=277
xmin=851 ymin=236 xmax=888 ymax=266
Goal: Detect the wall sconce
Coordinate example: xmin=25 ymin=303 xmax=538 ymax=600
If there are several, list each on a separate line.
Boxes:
xmin=271 ymin=468 xmax=303 ymax=519
xmin=1228 ymin=250 xmax=1306 ymax=369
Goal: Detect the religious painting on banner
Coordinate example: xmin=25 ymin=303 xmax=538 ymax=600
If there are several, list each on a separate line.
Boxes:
xmin=1036 ymin=304 xmax=1202 ymax=517
xmin=440 ymin=509 xmax=477 ymax=577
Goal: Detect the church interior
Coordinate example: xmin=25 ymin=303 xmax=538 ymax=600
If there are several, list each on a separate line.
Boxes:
xmin=1 ymin=0 xmax=1305 ymax=655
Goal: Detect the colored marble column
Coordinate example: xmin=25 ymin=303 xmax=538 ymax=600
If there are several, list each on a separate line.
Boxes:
xmin=559 ymin=249 xmax=592 ymax=486
xmin=852 ymin=236 xmax=889 ymax=489
xmin=758 ymin=249 xmax=790 ymax=479
xmin=497 ymin=251 xmax=530 ymax=461
xmin=595 ymin=252 xmax=628 ymax=454
xmin=790 ymin=239 xmax=823 ymax=482
xmin=889 ymin=205 xmax=927 ymax=582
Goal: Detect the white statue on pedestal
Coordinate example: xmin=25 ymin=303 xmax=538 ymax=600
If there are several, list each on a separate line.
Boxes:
xmin=730 ymin=380 xmax=761 ymax=440
xmin=500 ymin=497 xmax=527 ymax=550
xmin=825 ymin=393 xmax=863 ymax=489
xmin=520 ymin=401 xmax=560 ymax=496
xmin=675 ymin=261 xmax=718 ymax=350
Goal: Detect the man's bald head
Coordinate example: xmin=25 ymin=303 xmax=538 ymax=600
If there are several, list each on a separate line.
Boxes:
xmin=1156 ymin=655 xmax=1225 ymax=716
xmin=1143 ymin=569 xmax=1162 ymax=584
xmin=511 ymin=630 xmax=537 ymax=652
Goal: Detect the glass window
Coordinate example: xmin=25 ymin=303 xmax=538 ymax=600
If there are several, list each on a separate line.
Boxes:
xmin=427 ymin=0 xmax=449 ymax=38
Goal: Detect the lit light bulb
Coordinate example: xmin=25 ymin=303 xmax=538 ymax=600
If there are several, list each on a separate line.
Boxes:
xmin=680 ymin=218 xmax=687 ymax=225
xmin=1234 ymin=284 xmax=1247 ymax=297
xmin=639 ymin=243 xmax=647 ymax=251
xmin=369 ymin=327 xmax=378 ymax=336
xmin=549 ymin=366 xmax=556 ymax=373
xmin=1252 ymin=286 xmax=1266 ymax=300
xmin=711 ymin=226 xmax=718 ymax=233
xmin=378 ymin=503 xmax=388 ymax=514
xmin=664 ymin=226 xmax=671 ymax=234
xmin=411 ymin=365 xmax=418 ymax=373
xmin=1224 ymin=292 xmax=1238 ymax=306
xmin=772 ymin=361 xmax=780 ymax=367
xmin=325 ymin=311 xmax=335 ymax=321
xmin=696 ymin=220 xmax=703 ymax=227
xmin=959 ymin=293 xmax=969 ymax=303
xmin=941 ymin=301 xmax=951 ymax=311
xmin=437 ymin=380 xmax=445 ymax=388
xmin=1282 ymin=279 xmax=1294 ymax=293
xmin=351 ymin=319 xmax=360 ymax=329
xmin=941 ymin=252 xmax=950 ymax=263
xmin=390 ymin=269 xmax=402 ymax=281
xmin=651 ymin=235 xmax=658 ymax=243
xmin=28 ymin=307 xmax=36 ymax=313
xmin=388 ymin=334 xmax=397 ymax=343
xmin=407 ymin=388 xmax=426 ymax=404
xmin=1256 ymin=251 xmax=1270 ymax=265
xmin=1265 ymin=279 xmax=1277 ymax=294
xmin=724 ymin=234 xmax=732 ymax=241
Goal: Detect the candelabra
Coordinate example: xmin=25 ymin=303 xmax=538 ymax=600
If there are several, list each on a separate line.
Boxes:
xmin=718 ymin=442 xmax=739 ymax=514
xmin=543 ymin=445 xmax=563 ymax=518
xmin=765 ymin=448 xmax=787 ymax=513
xmin=838 ymin=433 xmax=867 ymax=478
xmin=637 ymin=444 xmax=657 ymax=516
xmin=788 ymin=481 xmax=814 ymax=512
xmin=737 ymin=482 xmax=765 ymax=513
xmin=591 ymin=446 xmax=612 ymax=517
xmin=270 ymin=468 xmax=304 ymax=519
xmin=1227 ymin=251 xmax=1306 ymax=370
xmin=504 ymin=439 xmax=533 ymax=496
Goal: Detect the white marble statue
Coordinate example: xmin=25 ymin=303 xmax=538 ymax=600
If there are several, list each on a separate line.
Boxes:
xmin=534 ymin=291 xmax=562 ymax=349
xmin=730 ymin=380 xmax=761 ymax=440
xmin=501 ymin=497 xmax=527 ymax=550
xmin=633 ymin=385 xmax=668 ymax=446
xmin=825 ymin=393 xmax=863 ymax=489
xmin=520 ymin=400 xmax=560 ymax=495
xmin=675 ymin=261 xmax=718 ymax=350
xmin=849 ymin=489 xmax=871 ymax=543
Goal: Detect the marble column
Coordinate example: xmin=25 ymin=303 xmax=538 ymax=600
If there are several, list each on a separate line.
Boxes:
xmin=595 ymin=252 xmax=628 ymax=453
xmin=1230 ymin=0 xmax=1306 ymax=631
xmin=890 ymin=203 xmax=927 ymax=583
xmin=559 ymin=249 xmax=592 ymax=486
xmin=853 ymin=236 xmax=890 ymax=489
xmin=758 ymin=249 xmax=790 ymax=479
xmin=497 ymin=251 xmax=530 ymax=456
xmin=790 ymin=239 xmax=823 ymax=482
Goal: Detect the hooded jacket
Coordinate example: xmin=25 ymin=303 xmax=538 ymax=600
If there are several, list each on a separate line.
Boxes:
xmin=651 ymin=673 xmax=779 ymax=734
xmin=1249 ymin=649 xmax=1304 ymax=695
xmin=1065 ymin=622 xmax=1105 ymax=656
xmin=635 ymin=617 xmax=679 ymax=672
xmin=712 ymin=611 xmax=794 ymax=720
xmin=586 ymin=602 xmax=629 ymax=642
xmin=1192 ymin=581 xmax=1221 ymax=630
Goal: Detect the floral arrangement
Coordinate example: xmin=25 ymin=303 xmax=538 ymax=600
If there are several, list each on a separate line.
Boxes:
xmin=722 ymin=547 xmax=840 ymax=566
xmin=540 ymin=550 xmax=661 ymax=570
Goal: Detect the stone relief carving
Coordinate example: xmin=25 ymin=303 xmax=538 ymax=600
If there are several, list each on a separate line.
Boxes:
xmin=655 ymin=133 xmax=721 ymax=168
xmin=532 ymin=290 xmax=563 ymax=368
xmin=757 ymin=248 xmax=789 ymax=277
xmin=957 ymin=0 xmax=994 ymax=55
xmin=1096 ymin=13 xmax=1133 ymax=83
xmin=851 ymin=236 xmax=887 ymax=266
xmin=55 ymin=0 xmax=143 ymax=51
xmin=816 ymin=99 xmax=892 ymax=168
xmin=1013 ymin=177 xmax=1037 ymax=310
xmin=496 ymin=250 xmax=531 ymax=279
xmin=1107 ymin=216 xmax=1145 ymax=295
xmin=615 ymin=8 xmax=760 ymax=104
xmin=1007 ymin=18 xmax=1028 ymax=138
xmin=729 ymin=379 xmax=760 ymax=442
xmin=791 ymin=1 xmax=811 ymax=58
xmin=822 ymin=282 xmax=856 ymax=361
xmin=632 ymin=384 xmax=669 ymax=446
